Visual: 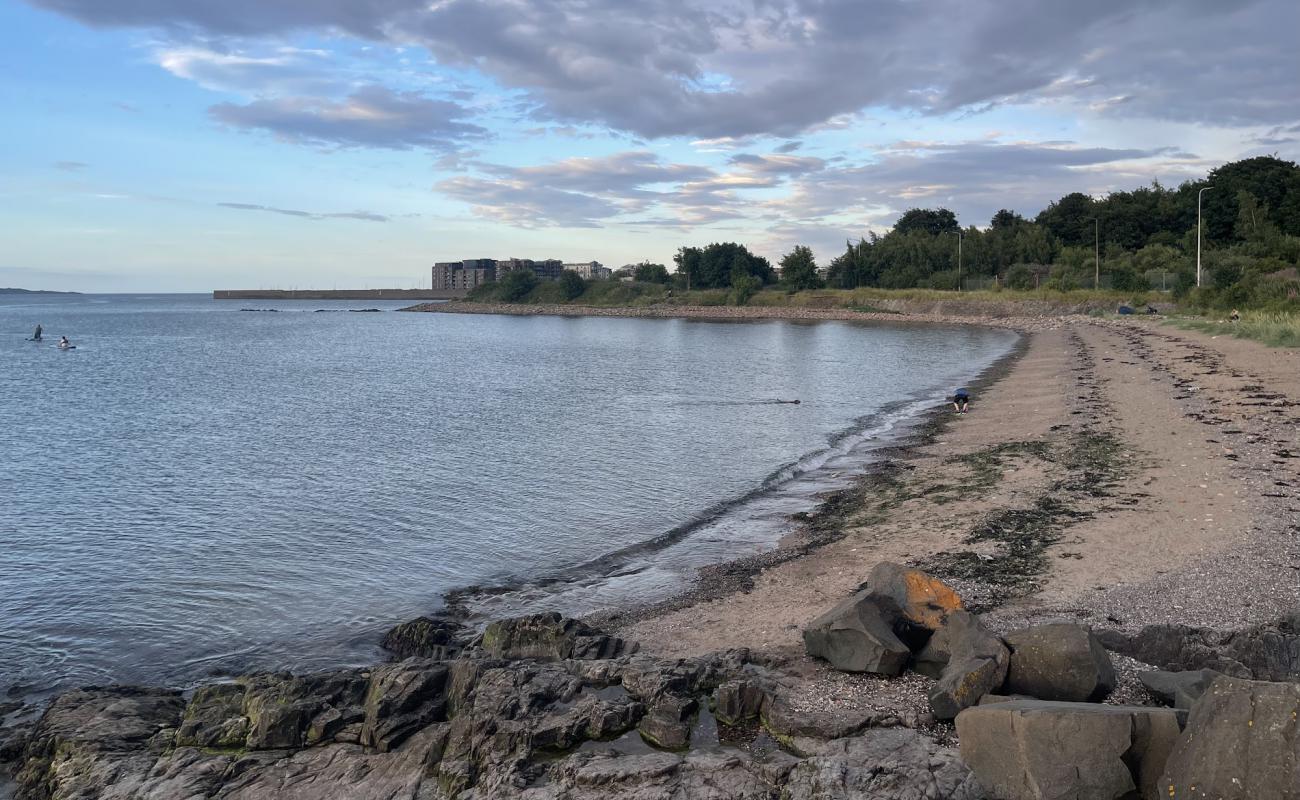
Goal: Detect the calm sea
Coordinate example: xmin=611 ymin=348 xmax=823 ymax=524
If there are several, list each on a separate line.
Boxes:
xmin=0 ymin=294 xmax=1016 ymax=698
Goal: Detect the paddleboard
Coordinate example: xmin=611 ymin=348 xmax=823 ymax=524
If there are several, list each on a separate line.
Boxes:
xmin=54 ymin=345 xmax=76 ymax=350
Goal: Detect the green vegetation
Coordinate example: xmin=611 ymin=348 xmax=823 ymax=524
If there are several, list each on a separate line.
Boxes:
xmin=464 ymin=157 xmax=1299 ymax=316
xmin=1169 ymin=310 xmax=1300 ymax=348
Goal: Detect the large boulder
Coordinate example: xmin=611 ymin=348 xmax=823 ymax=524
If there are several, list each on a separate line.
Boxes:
xmin=711 ymin=679 xmax=766 ymax=726
xmin=864 ymin=561 xmax=964 ymax=631
xmin=360 ymin=662 xmax=449 ymax=752
xmin=1003 ymin=623 xmax=1116 ymax=702
xmin=956 ymin=699 xmax=1181 ymax=800
xmin=636 ymin=694 xmax=697 ymax=750
xmin=1138 ymin=669 xmax=1221 ymax=710
xmin=917 ymin=610 xmax=1010 ymax=720
xmin=803 ymin=593 xmax=911 ymax=675
xmin=1158 ymin=675 xmax=1300 ymax=799
xmin=1098 ymin=614 xmax=1300 ymax=681
xmin=175 ymin=683 xmax=248 ymax=749
xmin=480 ymin=613 xmax=637 ymax=661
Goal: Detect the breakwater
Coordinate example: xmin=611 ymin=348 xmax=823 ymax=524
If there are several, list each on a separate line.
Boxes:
xmin=214 ymin=289 xmax=467 ymax=300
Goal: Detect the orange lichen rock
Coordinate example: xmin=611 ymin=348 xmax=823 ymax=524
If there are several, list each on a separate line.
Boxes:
xmin=866 ymin=562 xmax=963 ymax=630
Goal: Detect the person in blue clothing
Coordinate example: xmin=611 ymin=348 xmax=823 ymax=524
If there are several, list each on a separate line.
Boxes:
xmin=952 ymin=387 xmax=970 ymax=414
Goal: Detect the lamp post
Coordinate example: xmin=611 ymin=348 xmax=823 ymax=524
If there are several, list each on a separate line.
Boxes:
xmin=1197 ymin=186 xmax=1213 ymax=287
xmin=950 ymin=229 xmax=963 ymax=292
xmin=1092 ymin=218 xmax=1100 ymax=290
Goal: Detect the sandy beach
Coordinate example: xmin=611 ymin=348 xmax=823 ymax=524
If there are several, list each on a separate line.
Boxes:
xmin=601 ymin=314 xmax=1300 ymax=667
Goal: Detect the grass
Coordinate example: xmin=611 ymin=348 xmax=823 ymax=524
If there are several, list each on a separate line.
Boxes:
xmin=1168 ymin=310 xmax=1300 ymax=348
xmin=466 ymin=282 xmax=1152 ymax=312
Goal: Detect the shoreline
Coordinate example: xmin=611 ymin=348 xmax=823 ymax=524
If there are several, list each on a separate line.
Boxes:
xmin=4 ymin=314 xmax=1298 ymax=798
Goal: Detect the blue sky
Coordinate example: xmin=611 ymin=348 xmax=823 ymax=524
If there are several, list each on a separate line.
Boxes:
xmin=3 ymin=0 xmax=1297 ymax=291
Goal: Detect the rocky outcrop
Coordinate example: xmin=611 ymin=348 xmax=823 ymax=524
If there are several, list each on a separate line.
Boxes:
xmin=380 ymin=616 xmax=461 ymax=660
xmin=956 ymin=699 xmax=1181 ymax=800
xmin=1098 ymin=614 xmax=1300 ymax=681
xmin=916 ymin=611 xmax=1010 ymax=720
xmin=783 ymin=728 xmax=982 ymax=800
xmin=481 ymin=612 xmax=637 ymax=661
xmin=1158 ymin=675 xmax=1300 ymax=799
xmin=1138 ymin=668 xmax=1221 ymax=710
xmin=1003 ymin=623 xmax=1116 ymax=702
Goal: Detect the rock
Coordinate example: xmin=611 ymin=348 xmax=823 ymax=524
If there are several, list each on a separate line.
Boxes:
xmin=956 ymin=699 xmax=1181 ymax=800
xmin=803 ymin=593 xmax=912 ymax=675
xmin=619 ymin=656 xmax=699 ymax=700
xmin=220 ymin=724 xmax=450 ymax=800
xmin=14 ymin=687 xmax=186 ymax=800
xmin=241 ymin=670 xmax=367 ymax=751
xmin=760 ymin=694 xmax=883 ymax=745
xmin=712 ymin=679 xmax=766 ymax=726
xmin=481 ymin=612 xmax=637 ymax=661
xmin=1003 ymin=623 xmax=1116 ymax=702
xmin=918 ymin=611 xmax=1010 ymax=720
xmin=360 ymin=661 xmax=448 ymax=752
xmin=1159 ymin=675 xmax=1300 ymax=799
xmin=1098 ymin=614 xmax=1300 ymax=681
xmin=1138 ymin=669 xmax=1221 ymax=710
xmin=637 ymin=694 xmax=697 ymax=750
xmin=864 ymin=561 xmax=964 ymax=631
xmin=538 ymin=750 xmax=779 ymax=800
xmin=380 ymin=616 xmax=461 ymax=660
xmin=783 ymin=727 xmax=982 ymax=800
xmin=175 ymin=683 xmax=248 ymax=749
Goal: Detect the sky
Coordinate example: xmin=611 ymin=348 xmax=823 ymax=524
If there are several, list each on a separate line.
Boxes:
xmin=2 ymin=0 xmax=1298 ymax=292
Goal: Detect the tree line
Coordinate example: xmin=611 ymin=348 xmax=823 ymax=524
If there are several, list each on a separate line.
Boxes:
xmin=473 ymin=156 xmax=1300 ymax=309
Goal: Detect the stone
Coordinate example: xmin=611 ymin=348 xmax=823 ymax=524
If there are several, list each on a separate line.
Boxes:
xmin=175 ymin=683 xmax=248 ymax=749
xmin=1138 ymin=668 xmax=1221 ymax=710
xmin=636 ymin=694 xmax=697 ymax=750
xmin=480 ymin=612 xmax=636 ymax=661
xmin=1003 ymin=623 xmax=1116 ymax=702
xmin=803 ymin=593 xmax=912 ymax=675
xmin=1098 ymin=614 xmax=1300 ymax=681
xmin=14 ymin=687 xmax=186 ymax=800
xmin=380 ymin=616 xmax=461 ymax=660
xmin=711 ymin=679 xmax=766 ymax=726
xmin=241 ymin=670 xmax=367 ymax=751
xmin=783 ymin=727 xmax=982 ymax=800
xmin=761 ymin=694 xmax=883 ymax=745
xmin=957 ymin=699 xmax=1181 ymax=800
xmin=864 ymin=561 xmax=964 ymax=631
xmin=918 ymin=611 xmax=1010 ymax=720
xmin=359 ymin=661 xmax=448 ymax=752
xmin=1158 ymin=675 xmax=1300 ymax=799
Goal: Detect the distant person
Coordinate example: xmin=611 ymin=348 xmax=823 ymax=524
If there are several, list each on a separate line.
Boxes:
xmin=1146 ymin=305 xmax=1159 ymax=315
xmin=952 ymin=388 xmax=970 ymax=414
xmin=1230 ymin=308 xmax=1241 ymax=323
xmin=58 ymin=335 xmax=71 ymax=349
xmin=32 ymin=323 xmax=42 ymax=341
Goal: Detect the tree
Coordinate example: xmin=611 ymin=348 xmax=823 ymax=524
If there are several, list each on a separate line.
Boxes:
xmin=779 ymin=245 xmax=822 ymax=290
xmin=990 ymin=209 xmax=1026 ymax=230
xmin=497 ymin=269 xmax=538 ymax=302
xmin=557 ymin=269 xmax=587 ymax=300
xmin=632 ymin=262 xmax=671 ymax=283
xmin=1036 ymin=192 xmax=1096 ymax=247
xmin=673 ymin=243 xmax=774 ymax=289
xmin=894 ymin=208 xmax=959 ymax=236
xmin=1005 ymin=264 xmax=1035 ymax=290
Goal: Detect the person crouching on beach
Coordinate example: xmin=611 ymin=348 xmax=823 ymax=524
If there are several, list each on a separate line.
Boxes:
xmin=952 ymin=388 xmax=970 ymax=414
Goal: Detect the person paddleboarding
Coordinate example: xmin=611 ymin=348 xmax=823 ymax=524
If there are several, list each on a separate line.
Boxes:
xmin=57 ymin=335 xmax=74 ymax=350
xmin=30 ymin=323 xmax=42 ymax=341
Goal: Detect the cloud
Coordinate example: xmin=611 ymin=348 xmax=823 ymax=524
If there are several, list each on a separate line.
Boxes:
xmin=210 ymin=86 xmax=487 ymax=150
xmin=767 ymin=139 xmax=1206 ymax=230
xmin=54 ymin=161 xmax=89 ymax=171
xmin=217 ymin=202 xmax=389 ymax=222
xmin=435 ymin=150 xmax=780 ymax=228
xmin=31 ymin=0 xmax=1298 ymax=138
xmin=155 ymin=44 xmax=339 ymax=94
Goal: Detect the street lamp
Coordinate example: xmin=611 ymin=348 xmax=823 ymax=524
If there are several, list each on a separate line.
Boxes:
xmin=1197 ymin=185 xmax=1213 ymax=287
xmin=1091 ymin=218 xmax=1100 ymax=290
xmin=950 ymin=229 xmax=963 ymax=292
